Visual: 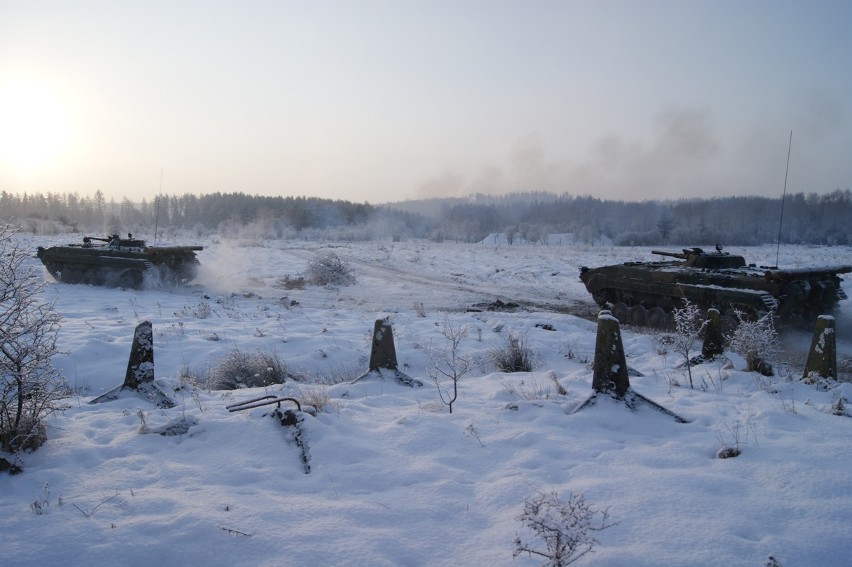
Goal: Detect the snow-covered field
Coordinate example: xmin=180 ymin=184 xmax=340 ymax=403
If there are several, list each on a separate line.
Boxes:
xmin=3 ymin=236 xmax=852 ymax=566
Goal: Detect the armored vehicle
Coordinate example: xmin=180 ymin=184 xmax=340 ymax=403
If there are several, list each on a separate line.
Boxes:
xmin=37 ymin=234 xmax=203 ymax=289
xmin=579 ymin=246 xmax=851 ymax=328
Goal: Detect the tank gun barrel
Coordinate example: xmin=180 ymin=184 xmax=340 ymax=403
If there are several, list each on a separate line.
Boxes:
xmin=83 ymin=236 xmax=111 ymax=244
xmin=651 ymin=250 xmax=688 ymax=259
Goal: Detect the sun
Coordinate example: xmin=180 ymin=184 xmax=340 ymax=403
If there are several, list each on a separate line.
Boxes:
xmin=0 ymin=78 xmax=70 ymax=172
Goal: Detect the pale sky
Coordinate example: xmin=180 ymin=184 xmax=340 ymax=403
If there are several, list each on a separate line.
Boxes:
xmin=1 ymin=0 xmax=850 ymax=204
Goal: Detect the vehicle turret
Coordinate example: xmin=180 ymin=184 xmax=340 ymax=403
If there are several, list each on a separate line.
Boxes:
xmin=651 ymin=247 xmax=747 ymax=269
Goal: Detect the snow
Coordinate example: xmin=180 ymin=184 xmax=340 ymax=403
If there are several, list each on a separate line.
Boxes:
xmin=3 ymin=237 xmax=852 ymax=566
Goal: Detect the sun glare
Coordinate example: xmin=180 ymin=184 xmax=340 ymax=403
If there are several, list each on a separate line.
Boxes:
xmin=0 ymin=79 xmax=70 ymax=172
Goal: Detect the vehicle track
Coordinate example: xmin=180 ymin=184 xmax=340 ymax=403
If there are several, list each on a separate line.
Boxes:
xmin=281 ymin=245 xmax=599 ymax=319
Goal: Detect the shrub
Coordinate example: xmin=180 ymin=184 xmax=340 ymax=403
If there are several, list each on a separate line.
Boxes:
xmin=208 ymin=349 xmax=292 ymax=390
xmin=728 ymin=310 xmax=779 ymax=375
xmin=307 ymin=252 xmax=355 ymax=286
xmin=502 ymin=378 xmax=554 ymax=401
xmin=670 ymin=299 xmax=707 ymax=388
xmin=294 ymin=385 xmax=332 ymax=412
xmin=276 ymin=275 xmax=306 ymax=290
xmin=490 ymin=332 xmax=535 ymax=372
xmin=427 ymin=318 xmax=472 ymax=414
xmin=513 ymin=490 xmax=617 ymax=566
xmin=177 ymin=301 xmax=213 ymax=319
xmin=413 ymin=301 xmax=427 ymax=317
xmin=0 ymin=223 xmax=67 ymax=453
xmin=714 ymin=413 xmax=756 ymax=458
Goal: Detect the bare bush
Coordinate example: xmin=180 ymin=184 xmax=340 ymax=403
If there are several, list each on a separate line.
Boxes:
xmin=514 ymin=490 xmax=618 ymax=566
xmin=275 ymin=275 xmax=306 ymax=290
xmin=176 ymin=301 xmax=213 ymax=319
xmin=294 ymin=385 xmax=332 ymax=412
xmin=427 ymin=317 xmax=472 ymax=414
xmin=176 ymin=366 xmax=209 ymax=412
xmin=501 ymin=376 xmax=557 ymax=401
xmin=30 ymin=483 xmax=51 ymax=515
xmin=312 ymin=364 xmax=359 ymax=385
xmin=670 ymin=299 xmax=707 ymax=388
xmin=715 ymin=412 xmax=758 ymax=458
xmin=307 ymin=252 xmax=355 ymax=286
xmin=831 ymin=395 xmax=847 ymax=416
xmin=0 ymin=223 xmax=68 ymax=453
xmin=490 ymin=332 xmax=535 ymax=373
xmin=208 ymin=349 xmax=292 ymax=390
xmin=728 ymin=310 xmax=779 ymax=375
xmin=413 ymin=301 xmax=427 ymax=317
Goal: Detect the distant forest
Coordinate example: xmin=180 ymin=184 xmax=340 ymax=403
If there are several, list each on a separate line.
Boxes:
xmin=2 ymin=188 xmax=850 ymax=246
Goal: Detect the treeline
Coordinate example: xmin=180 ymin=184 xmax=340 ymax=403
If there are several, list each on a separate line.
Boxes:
xmin=2 ymin=188 xmax=850 ymax=245
xmin=0 ymin=190 xmax=427 ymax=241
xmin=420 ymin=190 xmax=852 ymax=246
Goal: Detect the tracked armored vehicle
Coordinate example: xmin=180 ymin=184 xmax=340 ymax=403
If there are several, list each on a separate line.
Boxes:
xmin=579 ymin=247 xmax=851 ymax=328
xmin=37 ymin=234 xmax=203 ymax=289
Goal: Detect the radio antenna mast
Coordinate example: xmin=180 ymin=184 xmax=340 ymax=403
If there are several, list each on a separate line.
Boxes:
xmin=775 ymin=131 xmax=792 ymax=268
xmin=154 ymin=168 xmax=163 ymax=245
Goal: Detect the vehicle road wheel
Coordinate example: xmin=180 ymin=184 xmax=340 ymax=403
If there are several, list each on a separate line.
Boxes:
xmin=46 ymin=262 xmax=64 ymax=281
xmin=611 ymin=302 xmax=629 ymax=323
xmin=81 ymin=270 xmax=98 ymax=286
xmin=118 ymin=269 xmax=144 ymax=289
xmin=628 ymin=305 xmax=647 ymax=327
xmin=61 ymin=265 xmax=83 ymax=284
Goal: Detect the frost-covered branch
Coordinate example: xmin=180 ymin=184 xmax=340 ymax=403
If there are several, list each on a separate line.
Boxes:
xmin=513 ymin=490 xmax=618 ymax=566
xmin=0 ymin=223 xmax=67 ymax=453
xmin=427 ymin=318 xmax=471 ymax=414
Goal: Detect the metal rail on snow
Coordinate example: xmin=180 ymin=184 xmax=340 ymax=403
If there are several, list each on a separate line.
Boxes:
xmin=226 ymin=395 xmax=311 ymax=473
xmin=226 ymin=395 xmax=302 ymax=413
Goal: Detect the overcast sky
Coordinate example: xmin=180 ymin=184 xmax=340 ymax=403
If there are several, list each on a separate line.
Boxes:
xmin=1 ymin=0 xmax=850 ymax=205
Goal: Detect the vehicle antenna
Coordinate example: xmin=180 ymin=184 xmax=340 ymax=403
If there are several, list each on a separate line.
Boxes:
xmin=154 ymin=168 xmax=163 ymax=245
xmin=775 ymin=130 xmax=792 ymax=268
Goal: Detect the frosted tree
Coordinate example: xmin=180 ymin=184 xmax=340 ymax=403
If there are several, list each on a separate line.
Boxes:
xmin=728 ymin=310 xmax=779 ymax=376
xmin=657 ymin=207 xmax=674 ymax=243
xmin=0 ymin=223 xmax=67 ymax=452
xmin=513 ymin=490 xmax=617 ymax=566
xmin=427 ymin=317 xmax=471 ymax=414
xmin=504 ymin=226 xmax=516 ymax=245
xmin=670 ymin=298 xmax=707 ymax=388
